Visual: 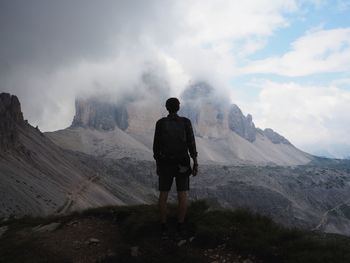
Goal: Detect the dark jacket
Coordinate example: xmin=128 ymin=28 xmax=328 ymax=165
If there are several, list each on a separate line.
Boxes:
xmin=153 ymin=113 xmax=197 ymax=162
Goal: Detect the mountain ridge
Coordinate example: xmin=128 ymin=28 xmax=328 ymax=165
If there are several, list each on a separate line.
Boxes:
xmin=48 ymin=82 xmax=311 ymax=166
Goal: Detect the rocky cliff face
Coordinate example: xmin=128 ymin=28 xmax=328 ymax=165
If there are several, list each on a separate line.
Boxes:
xmin=228 ymin=104 xmax=256 ymax=142
xmin=259 ymin=128 xmax=291 ymax=145
xmin=180 ymin=82 xmax=290 ymax=145
xmin=71 ymin=98 xmax=128 ymax=131
xmin=0 ymin=93 xmax=24 ymax=150
xmin=50 ymin=81 xmax=310 ymax=165
xmin=70 ymin=82 xmax=289 ymax=146
xmin=179 ymin=82 xmax=230 ymax=138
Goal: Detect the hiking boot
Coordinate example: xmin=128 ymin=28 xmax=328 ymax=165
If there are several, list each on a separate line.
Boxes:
xmin=160 ymin=224 xmax=169 ymax=240
xmin=176 ymin=222 xmax=187 ymax=240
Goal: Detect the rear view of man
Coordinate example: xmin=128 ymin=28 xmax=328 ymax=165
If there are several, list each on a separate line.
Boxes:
xmin=153 ymin=97 xmax=198 ymax=239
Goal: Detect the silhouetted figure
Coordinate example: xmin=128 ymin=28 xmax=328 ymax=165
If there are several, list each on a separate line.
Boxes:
xmin=153 ymin=97 xmax=198 ymax=239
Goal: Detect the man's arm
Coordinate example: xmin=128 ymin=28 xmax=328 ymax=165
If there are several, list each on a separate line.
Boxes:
xmin=153 ymin=120 xmax=162 ymax=161
xmin=185 ymin=119 xmax=198 ymax=176
xmin=153 ymin=120 xmax=162 ymax=176
xmin=185 ymin=119 xmax=197 ymax=158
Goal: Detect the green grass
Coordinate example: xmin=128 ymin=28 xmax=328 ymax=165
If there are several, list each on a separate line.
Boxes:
xmin=192 ymin=205 xmax=350 ymax=263
xmin=2 ymin=200 xmax=350 ymax=262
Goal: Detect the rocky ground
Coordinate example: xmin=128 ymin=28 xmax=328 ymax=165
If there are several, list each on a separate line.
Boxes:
xmin=2 ymin=201 xmax=350 ymax=263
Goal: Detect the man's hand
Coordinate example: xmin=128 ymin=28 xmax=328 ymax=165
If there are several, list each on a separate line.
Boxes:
xmin=192 ymin=162 xmax=198 ymax=176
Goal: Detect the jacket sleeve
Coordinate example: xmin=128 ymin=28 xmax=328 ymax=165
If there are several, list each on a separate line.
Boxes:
xmin=153 ymin=120 xmax=162 ymax=160
xmin=185 ymin=119 xmax=198 ymax=159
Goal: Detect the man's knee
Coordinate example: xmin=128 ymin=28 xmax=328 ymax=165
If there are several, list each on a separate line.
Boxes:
xmin=159 ymin=191 xmax=169 ymax=200
xmin=177 ymin=191 xmax=187 ymax=201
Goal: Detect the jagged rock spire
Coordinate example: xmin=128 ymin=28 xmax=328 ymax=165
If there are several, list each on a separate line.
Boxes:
xmin=228 ymin=104 xmax=256 ymax=142
xmin=0 ymin=93 xmax=24 ymax=150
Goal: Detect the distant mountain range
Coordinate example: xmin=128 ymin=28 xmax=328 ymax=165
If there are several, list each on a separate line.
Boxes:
xmin=47 ymin=82 xmax=313 ymax=166
xmin=2 ymin=90 xmax=350 ymax=237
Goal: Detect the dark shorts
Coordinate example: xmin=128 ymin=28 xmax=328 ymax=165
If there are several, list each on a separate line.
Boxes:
xmin=158 ymin=163 xmax=190 ymax=192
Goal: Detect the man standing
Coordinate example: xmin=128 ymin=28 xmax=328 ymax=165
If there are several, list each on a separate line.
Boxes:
xmin=153 ymin=97 xmax=198 ymax=239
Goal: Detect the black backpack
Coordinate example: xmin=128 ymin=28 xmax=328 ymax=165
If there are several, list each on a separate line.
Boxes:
xmin=160 ymin=116 xmax=188 ymax=164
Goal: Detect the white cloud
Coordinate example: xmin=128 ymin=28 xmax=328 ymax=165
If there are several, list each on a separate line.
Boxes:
xmin=240 ymin=80 xmax=350 ymax=156
xmin=2 ymin=1 xmax=349 ymax=158
xmin=1 ymin=0 xmax=299 ymax=131
xmin=177 ymin=0 xmax=296 ymax=44
xmin=242 ymin=28 xmax=350 ymax=76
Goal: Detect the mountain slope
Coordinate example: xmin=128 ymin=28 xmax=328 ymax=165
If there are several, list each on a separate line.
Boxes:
xmin=46 ymin=126 xmax=153 ymax=160
xmin=0 ymin=93 xmax=124 ymax=218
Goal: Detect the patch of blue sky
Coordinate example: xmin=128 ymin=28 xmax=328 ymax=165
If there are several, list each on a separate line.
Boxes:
xmin=247 ymin=21 xmax=305 ymax=60
xmin=306 ymin=1 xmax=350 ymax=29
xmin=247 ymin=2 xmax=350 ymax=61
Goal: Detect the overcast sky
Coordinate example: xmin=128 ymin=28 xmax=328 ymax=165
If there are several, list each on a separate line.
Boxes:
xmin=1 ymin=0 xmax=350 ymax=158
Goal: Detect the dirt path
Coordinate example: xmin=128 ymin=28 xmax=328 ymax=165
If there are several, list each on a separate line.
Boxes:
xmin=313 ymin=197 xmax=350 ymax=231
xmin=55 ymin=173 xmax=100 ymax=215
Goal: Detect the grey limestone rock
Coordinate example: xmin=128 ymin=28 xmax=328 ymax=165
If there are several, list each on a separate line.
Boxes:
xmin=71 ymin=98 xmax=128 ymax=131
xmin=260 ymin=128 xmax=291 ymax=145
xmin=180 ymin=82 xmax=290 ymax=145
xmin=0 ymin=93 xmax=24 ymax=150
xmin=228 ymin=104 xmax=256 ymax=142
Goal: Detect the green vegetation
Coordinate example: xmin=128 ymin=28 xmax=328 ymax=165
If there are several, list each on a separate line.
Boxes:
xmin=1 ymin=200 xmax=350 ymax=262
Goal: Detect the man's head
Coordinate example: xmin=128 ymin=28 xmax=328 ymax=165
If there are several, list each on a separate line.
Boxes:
xmin=165 ymin=97 xmax=180 ymax=113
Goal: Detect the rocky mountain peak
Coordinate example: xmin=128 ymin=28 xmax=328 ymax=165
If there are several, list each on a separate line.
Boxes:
xmin=179 ymin=82 xmax=290 ymax=145
xmin=260 ymin=128 xmax=291 ymax=145
xmin=0 ymin=93 xmax=24 ymax=150
xmin=71 ymin=97 xmax=128 ymax=131
xmin=0 ymin=93 xmax=23 ymax=123
xmin=228 ymin=104 xmax=256 ymax=142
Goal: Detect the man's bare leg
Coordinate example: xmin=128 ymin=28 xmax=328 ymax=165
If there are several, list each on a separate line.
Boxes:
xmin=159 ymin=191 xmax=169 ymax=224
xmin=177 ymin=191 xmax=187 ymax=223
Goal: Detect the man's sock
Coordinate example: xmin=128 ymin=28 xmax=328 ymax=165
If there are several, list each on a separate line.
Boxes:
xmin=160 ymin=223 xmax=169 ymax=239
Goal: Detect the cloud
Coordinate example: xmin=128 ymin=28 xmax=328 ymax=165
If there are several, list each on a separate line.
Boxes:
xmin=242 ymin=28 xmax=350 ymax=76
xmin=4 ymin=44 xmax=178 ymax=131
xmin=176 ymin=0 xmax=296 ymax=44
xmin=0 ymin=0 xmax=298 ymax=131
xmin=239 ymin=80 xmax=350 ymax=156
